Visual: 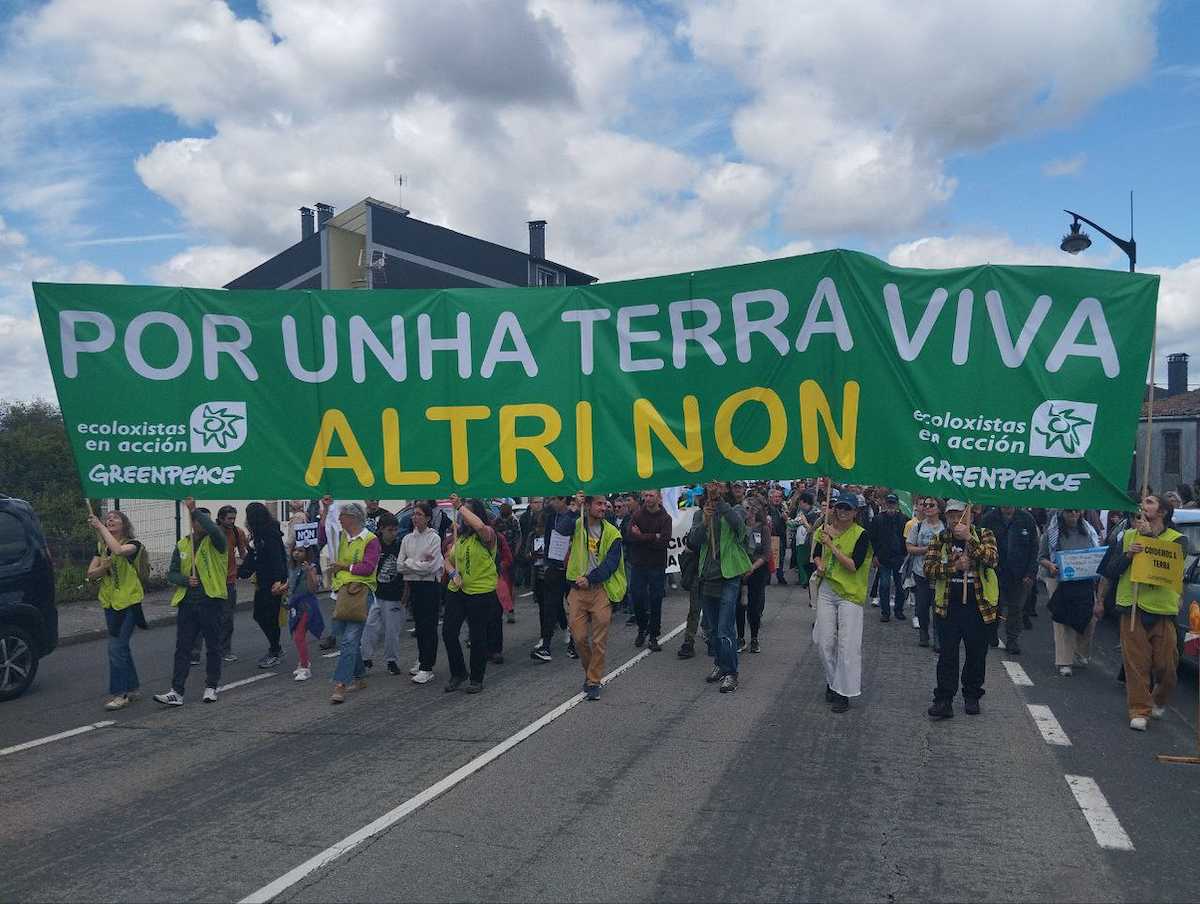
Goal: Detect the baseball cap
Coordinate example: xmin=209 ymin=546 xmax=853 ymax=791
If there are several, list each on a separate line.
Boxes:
xmin=885 ymin=493 xmax=898 ymax=503
xmin=944 ymin=499 xmax=967 ymax=513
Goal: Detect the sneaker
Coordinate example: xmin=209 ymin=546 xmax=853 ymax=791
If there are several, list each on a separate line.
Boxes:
xmin=202 ymin=687 xmax=218 ymax=704
xmin=870 ymin=597 xmax=879 ymax=607
xmin=445 ymin=675 xmax=466 ymax=692
xmin=648 ymin=636 xmax=662 ymax=653
xmin=918 ymin=630 xmax=930 ymax=648
xmin=912 ymin=616 xmax=920 ymax=629
xmin=1151 ymin=705 xmax=1166 ymax=720
xmin=258 ymin=654 xmax=280 ymax=669
xmin=330 ymin=684 xmax=346 ymax=704
xmin=719 ymin=674 xmax=738 ymax=693
xmin=1074 ymin=655 xmax=1090 ymax=668
xmin=705 ymin=665 xmax=723 ymax=684
xmin=464 ymin=680 xmax=484 ymax=694
xmin=386 ymin=661 xmax=402 ymax=676
xmin=964 ymin=698 xmax=981 ymax=716
xmin=363 ymin=659 xmax=374 ymax=671
xmin=153 ymin=690 xmax=184 ymax=707
xmin=830 ymin=694 xmax=848 ymax=713
xmin=530 ymin=645 xmax=552 ymax=662
xmin=489 ymin=654 xmax=504 ymax=665
xmin=223 ymin=653 xmax=238 ymax=663
xmin=635 ymin=631 xmax=646 ymax=648
xmin=319 ymin=635 xmax=337 ymax=651
xmin=928 ymin=700 xmax=953 ymax=720
xmin=585 ymin=683 xmax=601 ymax=701
xmin=749 ymin=638 xmax=760 ymax=653
xmin=506 ymin=613 xmax=516 ymax=624
xmin=1058 ymin=666 xmax=1073 ymax=678
xmin=294 ymin=668 xmax=312 ymax=681
xmin=104 ymin=695 xmax=130 ymax=711
xmin=1129 ymin=716 xmax=1148 ymax=731
xmin=190 ymin=651 xmax=201 ymax=666
xmin=412 ymin=670 xmax=435 ymax=684
xmin=736 ymin=637 xmax=747 ymax=653
xmin=408 ymin=627 xmax=417 ymax=636
xmin=409 ymin=661 xmax=421 ymax=676
xmin=566 ymin=641 xmax=579 ymax=660
xmin=677 ymin=640 xmax=695 ymax=659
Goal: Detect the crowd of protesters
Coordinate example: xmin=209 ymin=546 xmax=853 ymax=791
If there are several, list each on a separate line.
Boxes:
xmin=87 ymin=478 xmax=1190 ymax=731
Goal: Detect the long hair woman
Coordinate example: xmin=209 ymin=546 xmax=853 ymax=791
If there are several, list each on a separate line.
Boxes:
xmin=87 ymin=509 xmax=146 ymax=710
xmin=241 ymin=501 xmax=289 ymax=668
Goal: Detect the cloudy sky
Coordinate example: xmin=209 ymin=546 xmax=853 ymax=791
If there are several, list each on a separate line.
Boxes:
xmin=1 ymin=0 xmax=1197 ymax=401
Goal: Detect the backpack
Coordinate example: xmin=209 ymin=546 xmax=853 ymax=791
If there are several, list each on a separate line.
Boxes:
xmin=678 ymin=546 xmax=699 ymax=592
xmin=134 ymin=543 xmax=151 ymax=586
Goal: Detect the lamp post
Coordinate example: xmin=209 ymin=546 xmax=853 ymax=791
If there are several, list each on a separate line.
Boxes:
xmin=1059 ymin=194 xmax=1150 ymax=495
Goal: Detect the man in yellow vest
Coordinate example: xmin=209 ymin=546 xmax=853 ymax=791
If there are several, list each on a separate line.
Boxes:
xmin=154 ymin=497 xmax=228 ymax=706
xmin=923 ymin=499 xmax=999 ymax=720
xmin=558 ymin=493 xmax=626 ymax=701
xmin=1098 ymin=493 xmax=1189 ymax=731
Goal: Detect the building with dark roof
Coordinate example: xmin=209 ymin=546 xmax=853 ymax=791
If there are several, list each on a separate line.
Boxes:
xmin=1137 ymin=353 xmax=1198 ymax=497
xmin=224 ymin=197 xmax=597 ymax=291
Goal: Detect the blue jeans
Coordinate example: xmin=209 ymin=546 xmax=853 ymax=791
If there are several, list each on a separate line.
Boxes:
xmin=877 ymin=565 xmax=904 ymax=616
xmin=104 ymin=606 xmax=140 ymax=695
xmin=332 ymin=610 xmax=368 ymax=685
xmin=629 ymin=565 xmax=666 ymax=637
xmin=701 ymin=578 xmax=740 ymax=676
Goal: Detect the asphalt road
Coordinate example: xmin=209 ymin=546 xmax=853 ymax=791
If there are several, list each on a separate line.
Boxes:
xmin=2 ymin=583 xmax=1197 ymax=903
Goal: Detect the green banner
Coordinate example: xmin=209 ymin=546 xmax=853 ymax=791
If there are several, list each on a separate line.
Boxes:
xmin=33 ymin=249 xmax=1157 ymax=507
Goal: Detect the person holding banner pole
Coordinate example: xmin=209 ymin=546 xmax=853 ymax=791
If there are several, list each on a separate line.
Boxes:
xmin=811 ymin=492 xmax=872 ymax=712
xmin=154 ymin=498 xmax=228 ymax=707
xmin=1101 ymin=494 xmax=1188 ymax=731
xmin=1040 ymin=508 xmax=1100 ymax=676
xmin=442 ymin=498 xmax=500 ymax=694
xmin=87 ymin=508 xmax=146 ymax=711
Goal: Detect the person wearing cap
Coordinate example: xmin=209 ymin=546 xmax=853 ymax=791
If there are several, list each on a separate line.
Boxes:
xmin=811 ymin=491 xmax=873 ymax=713
xmin=924 ymin=500 xmax=999 ymax=719
xmin=869 ymin=492 xmax=909 ymax=623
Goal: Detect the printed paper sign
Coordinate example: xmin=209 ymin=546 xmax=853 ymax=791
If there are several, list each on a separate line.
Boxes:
xmin=1130 ymin=534 xmax=1185 ymax=593
xmin=1055 ymin=546 xmax=1107 ymax=581
xmin=293 ymin=522 xmax=319 ymax=549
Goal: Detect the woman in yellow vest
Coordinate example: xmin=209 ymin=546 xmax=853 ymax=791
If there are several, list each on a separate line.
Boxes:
xmin=318 ymin=500 xmax=380 ymax=705
xmin=442 ymin=498 xmax=500 ymax=694
xmin=1098 ymin=494 xmax=1189 ymax=731
xmin=153 ymin=498 xmax=229 ymax=707
xmin=811 ymin=492 xmax=873 ymax=713
xmin=87 ymin=509 xmax=146 ymax=711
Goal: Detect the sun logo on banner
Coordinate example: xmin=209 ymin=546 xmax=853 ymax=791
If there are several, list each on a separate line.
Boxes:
xmin=189 ymin=401 xmax=248 ymax=453
xmin=1029 ymin=400 xmax=1096 ymax=459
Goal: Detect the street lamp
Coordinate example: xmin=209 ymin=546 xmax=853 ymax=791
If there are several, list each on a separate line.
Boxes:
xmin=1060 ymin=197 xmax=1136 ymax=272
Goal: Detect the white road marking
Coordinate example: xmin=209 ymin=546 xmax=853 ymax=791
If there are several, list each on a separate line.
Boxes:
xmin=240 ymin=620 xmax=688 ymax=904
xmin=0 ymin=721 xmax=115 ymax=757
xmin=1065 ymin=775 xmax=1134 ymax=851
xmin=1027 ymin=704 xmax=1071 ymax=746
xmin=1003 ymin=661 xmax=1034 ymax=686
xmin=217 ymin=673 xmax=277 ymax=693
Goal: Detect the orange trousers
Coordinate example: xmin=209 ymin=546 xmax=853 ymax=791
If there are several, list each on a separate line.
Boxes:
xmin=568 ymin=584 xmax=611 ymax=687
xmin=1120 ymin=611 xmax=1178 ymax=719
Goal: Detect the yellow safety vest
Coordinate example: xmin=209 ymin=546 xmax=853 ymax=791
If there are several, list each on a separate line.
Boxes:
xmin=97 ymin=541 xmax=144 ymax=611
xmin=566 ymin=516 xmax=627 ymax=602
xmin=332 ymin=530 xmax=379 ymax=592
xmin=171 ymin=534 xmax=227 ymax=606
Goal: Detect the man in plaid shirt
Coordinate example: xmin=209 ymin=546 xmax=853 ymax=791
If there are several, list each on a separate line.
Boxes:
xmin=924 ymin=499 xmax=999 ymax=719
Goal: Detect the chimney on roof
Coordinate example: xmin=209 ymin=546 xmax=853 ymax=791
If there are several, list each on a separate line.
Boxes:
xmin=528 ymin=220 xmax=546 ymax=260
xmin=300 ymin=207 xmax=315 ymax=240
xmin=1168 ymin=352 xmax=1189 ymax=398
xmin=315 ymin=203 xmax=334 ymax=229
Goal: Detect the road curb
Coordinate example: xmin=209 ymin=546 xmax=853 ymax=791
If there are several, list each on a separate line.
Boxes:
xmin=57 ymin=597 xmax=259 ymax=648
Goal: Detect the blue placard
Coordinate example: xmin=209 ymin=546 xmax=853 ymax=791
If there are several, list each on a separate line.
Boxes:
xmin=1055 ymin=547 xmax=1107 ymax=581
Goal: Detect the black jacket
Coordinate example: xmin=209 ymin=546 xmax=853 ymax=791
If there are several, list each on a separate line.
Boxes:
xmin=869 ymin=509 xmax=908 ymax=567
xmin=239 ymin=523 xmax=289 ymax=586
xmin=979 ymin=509 xmax=1039 ymax=583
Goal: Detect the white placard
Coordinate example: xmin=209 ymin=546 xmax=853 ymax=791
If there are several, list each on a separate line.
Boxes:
xmin=547 ymin=530 xmax=571 ymax=562
xmin=293 ymin=522 xmax=319 ymax=548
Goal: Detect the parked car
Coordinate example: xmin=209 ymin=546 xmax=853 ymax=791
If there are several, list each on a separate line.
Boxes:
xmin=0 ymin=496 xmax=57 ymax=701
xmin=1173 ymin=509 xmax=1200 ymax=663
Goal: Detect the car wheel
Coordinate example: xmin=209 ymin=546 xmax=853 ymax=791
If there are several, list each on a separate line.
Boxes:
xmin=0 ymin=624 xmax=39 ymax=702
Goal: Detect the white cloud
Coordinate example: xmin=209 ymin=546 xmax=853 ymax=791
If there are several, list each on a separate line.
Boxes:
xmin=149 ymin=244 xmax=271 ymax=288
xmin=1042 ymin=153 xmax=1087 ymax=177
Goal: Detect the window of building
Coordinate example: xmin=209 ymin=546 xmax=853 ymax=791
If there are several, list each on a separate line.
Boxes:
xmin=1164 ymin=429 xmax=1182 ymax=476
xmin=536 ymin=266 xmax=560 ymax=287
